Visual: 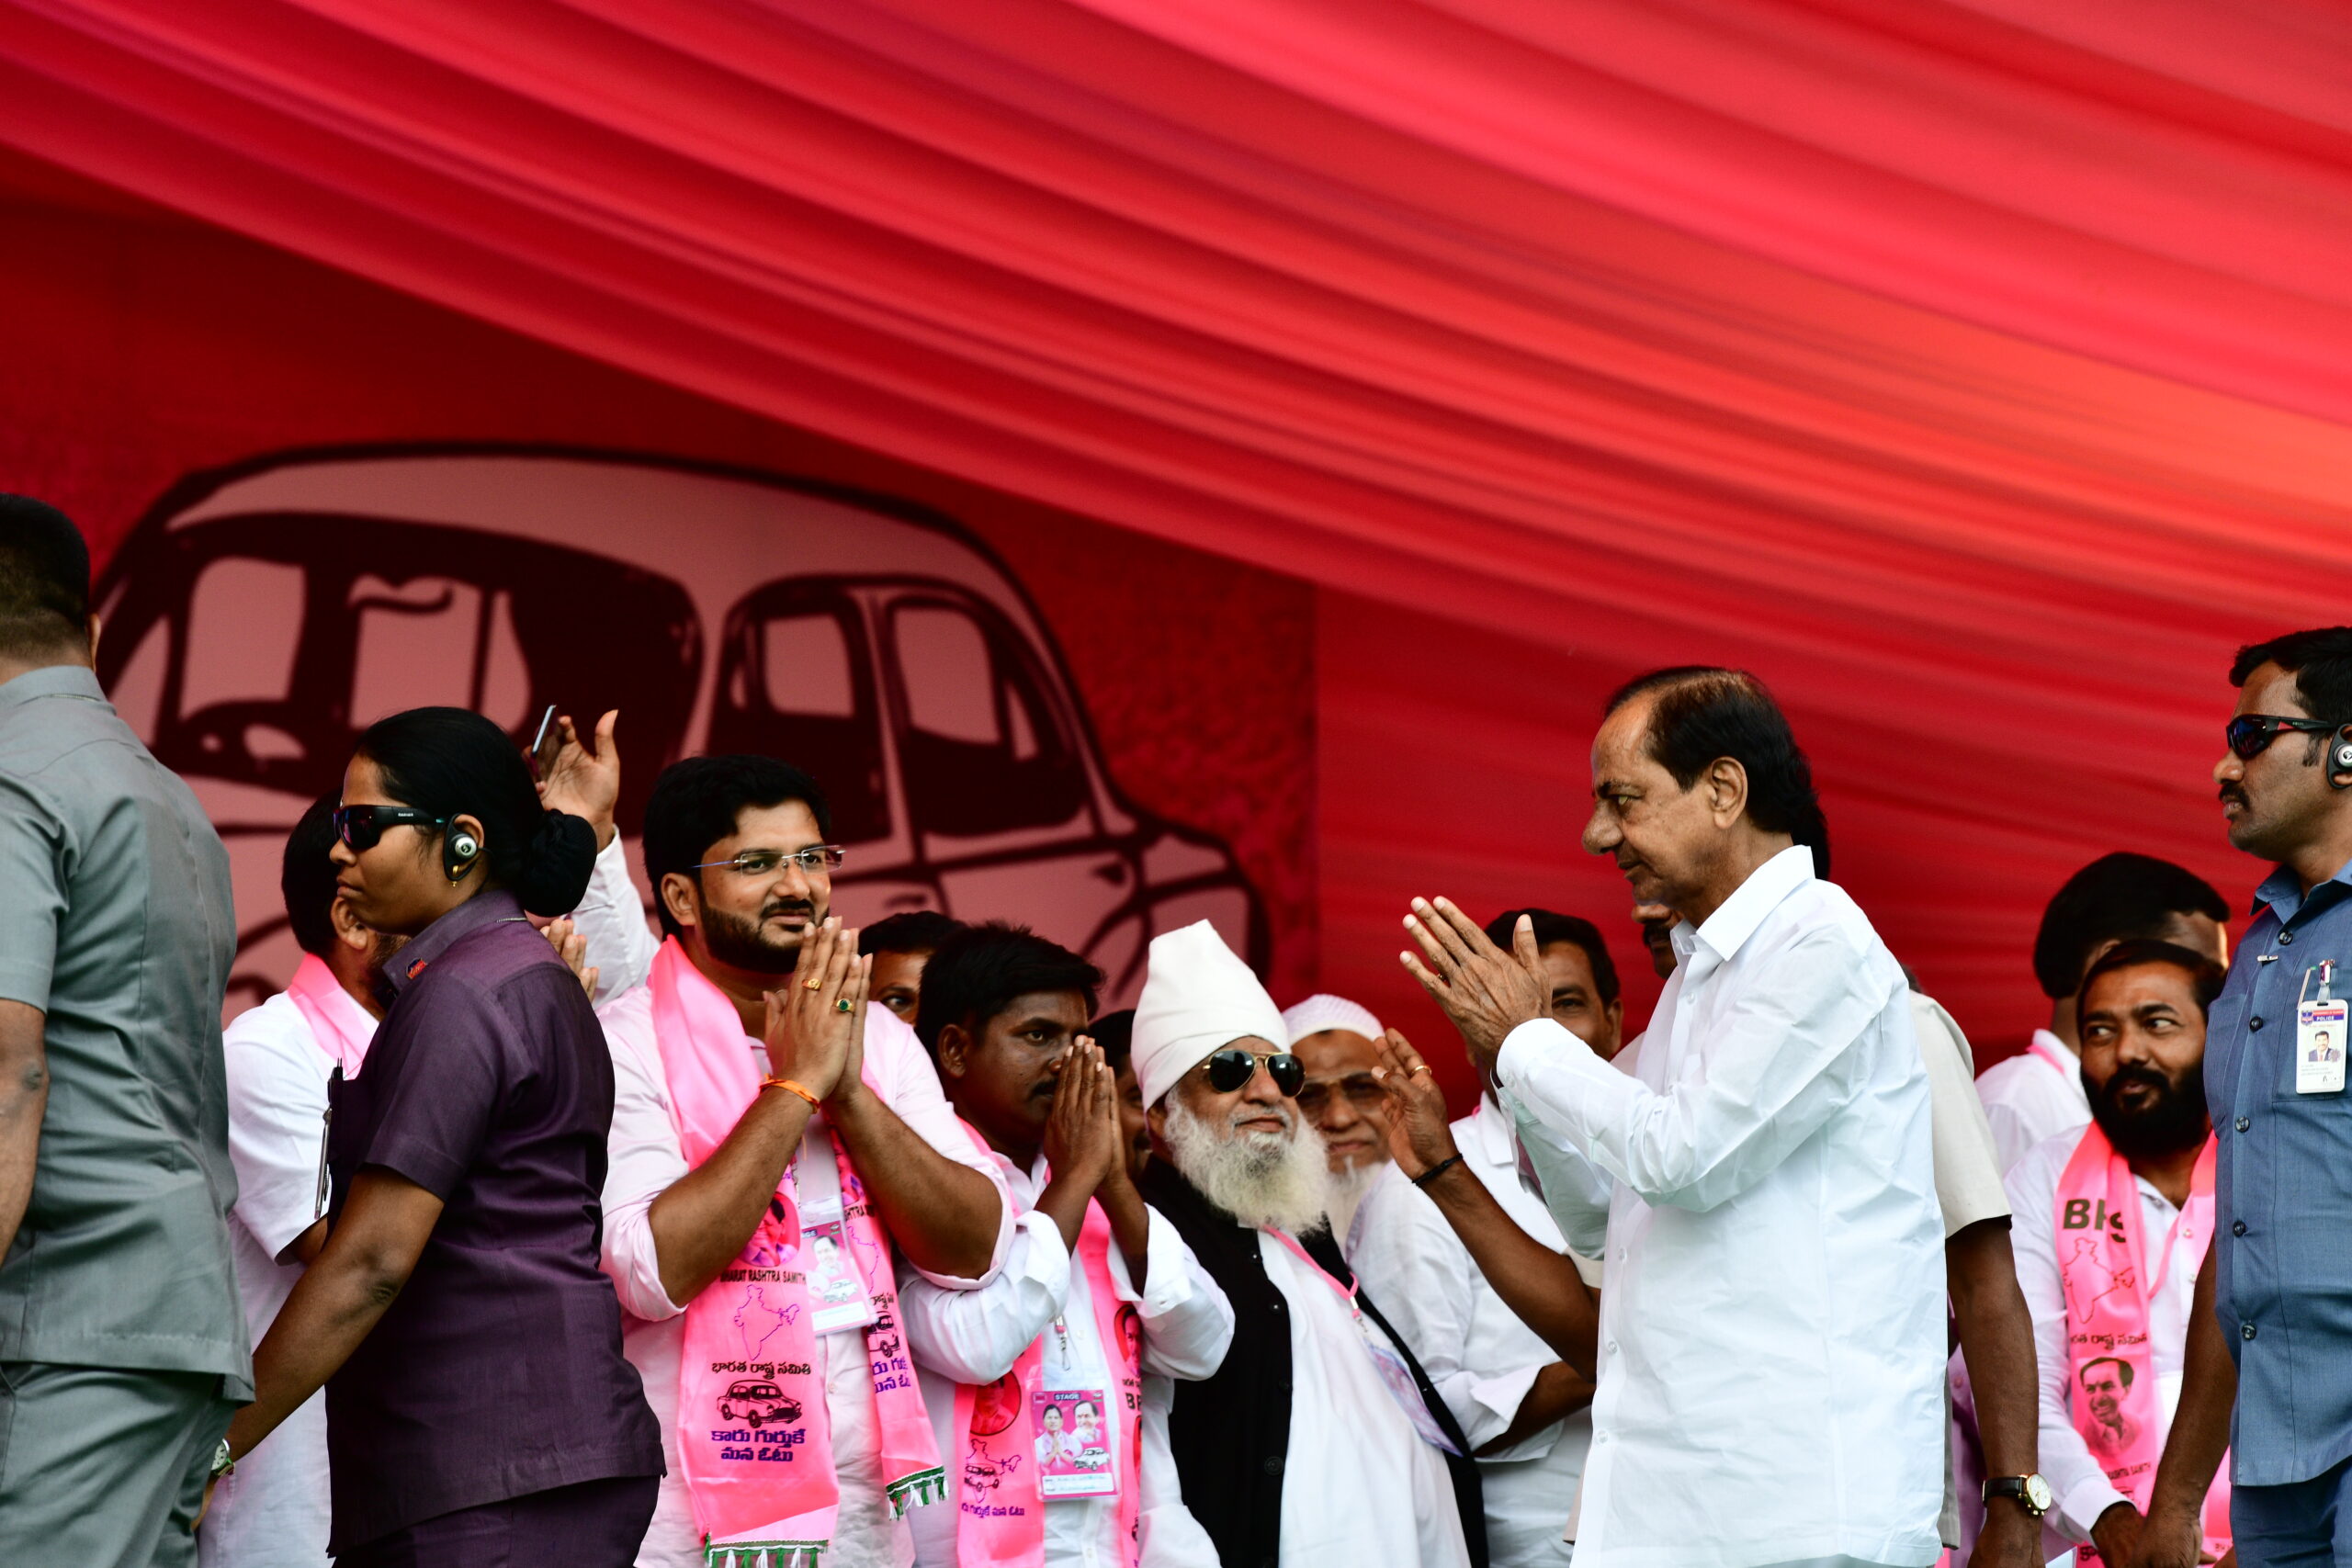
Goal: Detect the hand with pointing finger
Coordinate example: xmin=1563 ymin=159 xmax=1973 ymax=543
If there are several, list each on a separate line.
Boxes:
xmin=1399 ymin=897 xmax=1547 ymax=1076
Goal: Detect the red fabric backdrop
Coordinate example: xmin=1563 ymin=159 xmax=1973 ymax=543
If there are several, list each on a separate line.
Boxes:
xmin=4 ymin=2 xmax=2351 ymax=1066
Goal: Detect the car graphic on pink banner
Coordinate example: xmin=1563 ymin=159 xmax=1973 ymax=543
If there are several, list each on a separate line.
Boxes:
xmin=95 ymin=447 xmax=1262 ymax=1016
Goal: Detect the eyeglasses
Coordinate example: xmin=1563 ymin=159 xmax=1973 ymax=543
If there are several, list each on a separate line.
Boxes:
xmin=1198 ymin=1047 xmax=1304 ymax=1098
xmin=1293 ymin=1074 xmax=1386 ymax=1117
xmin=692 ymin=845 xmax=847 ymax=877
xmin=2225 ymin=714 xmax=2339 ymax=760
xmin=332 ymin=804 xmax=447 ymax=852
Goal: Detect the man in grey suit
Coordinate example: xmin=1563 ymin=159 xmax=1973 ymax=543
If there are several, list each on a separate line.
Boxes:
xmin=0 ymin=494 xmax=249 ymax=1565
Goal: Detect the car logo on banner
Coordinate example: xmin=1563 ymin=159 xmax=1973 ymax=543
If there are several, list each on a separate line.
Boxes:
xmin=96 ymin=446 xmax=1262 ymax=1015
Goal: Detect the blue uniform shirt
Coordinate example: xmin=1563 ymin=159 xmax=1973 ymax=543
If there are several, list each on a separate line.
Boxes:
xmin=2209 ymin=857 xmax=2352 ymax=1487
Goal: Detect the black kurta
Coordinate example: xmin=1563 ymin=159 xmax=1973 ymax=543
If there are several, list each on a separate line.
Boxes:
xmin=1139 ymin=1161 xmax=1487 ymax=1568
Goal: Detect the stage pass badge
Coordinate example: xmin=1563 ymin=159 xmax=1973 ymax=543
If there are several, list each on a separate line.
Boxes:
xmin=801 ymin=1219 xmax=876 ymax=1335
xmin=2299 ymin=996 xmax=2346 ymax=1096
xmin=1033 ymin=1388 xmax=1116 ymax=1497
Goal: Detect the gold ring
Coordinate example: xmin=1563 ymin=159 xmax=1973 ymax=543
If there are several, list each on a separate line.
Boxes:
xmin=834 ymin=998 xmax=853 ymax=1013
xmin=801 ymin=977 xmax=823 ymax=991
xmin=1408 ymin=1064 xmax=1432 ymax=1076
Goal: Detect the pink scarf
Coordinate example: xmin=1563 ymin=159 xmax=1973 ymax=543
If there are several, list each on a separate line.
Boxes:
xmin=2053 ymin=1122 xmax=2229 ymax=1562
xmin=650 ymin=939 xmax=945 ymax=1567
xmin=950 ymin=1200 xmax=1143 ymax=1568
xmin=284 ymin=953 xmax=372 ymax=1077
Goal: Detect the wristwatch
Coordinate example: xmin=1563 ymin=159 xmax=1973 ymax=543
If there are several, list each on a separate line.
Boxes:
xmin=1982 ymin=1473 xmax=2052 ymax=1518
xmin=209 ymin=1438 xmax=235 ymax=1483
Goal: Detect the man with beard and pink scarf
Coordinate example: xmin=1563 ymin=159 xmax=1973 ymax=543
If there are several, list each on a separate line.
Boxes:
xmin=561 ymin=752 xmax=1012 ymax=1568
xmin=2007 ymin=941 xmax=2232 ymax=1564
xmin=1126 ymin=921 xmax=1477 ymax=1568
xmin=893 ymin=921 xmax=1230 ymax=1568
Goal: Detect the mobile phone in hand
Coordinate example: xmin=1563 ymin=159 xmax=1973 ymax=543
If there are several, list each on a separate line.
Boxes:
xmin=529 ymin=705 xmax=562 ymax=779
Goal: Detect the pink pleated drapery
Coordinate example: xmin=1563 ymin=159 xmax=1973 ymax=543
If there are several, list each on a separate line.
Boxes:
xmin=2 ymin=0 xmax=2349 ymax=1042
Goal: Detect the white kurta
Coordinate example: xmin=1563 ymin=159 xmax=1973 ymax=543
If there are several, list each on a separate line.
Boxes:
xmin=1345 ymin=1111 xmax=1595 ymax=1568
xmin=899 ymin=1152 xmax=1232 ymax=1568
xmin=199 ymin=983 xmax=376 ymax=1568
xmin=1496 ymin=846 xmax=1946 ymax=1568
xmin=1260 ymin=1233 xmax=1473 ymax=1568
xmin=1975 ymin=1030 xmax=2091 ymax=1175
xmin=595 ymin=983 xmax=1015 ymax=1568
xmin=2007 ymin=1129 xmax=2201 ymax=1544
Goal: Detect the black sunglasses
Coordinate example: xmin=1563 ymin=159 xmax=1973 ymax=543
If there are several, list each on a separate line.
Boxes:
xmin=332 ymin=804 xmax=448 ymax=852
xmin=2225 ymin=714 xmax=2339 ymax=761
xmin=1199 ymin=1047 xmax=1304 ymax=1098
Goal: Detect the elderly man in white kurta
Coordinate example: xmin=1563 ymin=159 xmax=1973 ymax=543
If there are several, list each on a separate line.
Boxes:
xmin=1290 ymin=990 xmax=1598 ymax=1566
xmin=1131 ymin=922 xmax=1472 ymax=1568
xmin=1401 ymin=668 xmax=1946 ymax=1568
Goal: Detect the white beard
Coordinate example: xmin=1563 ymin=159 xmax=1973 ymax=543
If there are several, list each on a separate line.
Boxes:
xmin=1163 ymin=1094 xmax=1335 ymax=1236
xmin=1323 ymin=1155 xmax=1388 ymax=1239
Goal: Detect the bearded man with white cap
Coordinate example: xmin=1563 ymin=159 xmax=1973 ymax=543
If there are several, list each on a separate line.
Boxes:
xmin=1287 ymin=992 xmax=1595 ymax=1567
xmin=1131 ymin=925 xmax=1478 ymax=1568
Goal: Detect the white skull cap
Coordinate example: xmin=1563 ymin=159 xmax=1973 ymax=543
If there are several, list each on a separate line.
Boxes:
xmin=1131 ymin=920 xmax=1288 ymax=1109
xmin=1280 ymin=993 xmax=1385 ymax=1047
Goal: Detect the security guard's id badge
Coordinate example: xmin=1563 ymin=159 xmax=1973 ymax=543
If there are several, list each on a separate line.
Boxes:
xmin=2297 ymin=998 xmax=2346 ymax=1094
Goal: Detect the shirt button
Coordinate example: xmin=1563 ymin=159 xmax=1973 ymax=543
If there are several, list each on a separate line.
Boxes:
xmin=2233 ymin=1221 xmax=2247 ymax=1236
xmin=1606 ymin=1339 xmax=1618 ymax=1354
xmin=2244 ymin=1323 xmax=2258 ymax=1340
xmin=1262 ymin=1454 xmax=1283 ymax=1476
xmin=2250 ymin=1016 xmax=2265 ymax=1032
xmin=2236 ymin=1116 xmax=2251 ymax=1133
xmin=2279 ymin=930 xmax=2295 ymax=945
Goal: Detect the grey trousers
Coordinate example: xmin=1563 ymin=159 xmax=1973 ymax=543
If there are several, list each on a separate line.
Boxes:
xmin=0 ymin=1362 xmax=238 ymax=1568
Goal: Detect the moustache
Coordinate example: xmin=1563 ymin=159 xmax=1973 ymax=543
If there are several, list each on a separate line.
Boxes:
xmin=2104 ymin=1065 xmax=2176 ymax=1098
xmin=762 ymin=899 xmax=816 ymax=921
xmin=2219 ymin=783 xmax=2249 ymax=807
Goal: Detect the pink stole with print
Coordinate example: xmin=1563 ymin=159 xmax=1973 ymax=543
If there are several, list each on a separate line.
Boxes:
xmin=285 ymin=953 xmax=372 ymax=1077
xmin=650 ymin=939 xmax=945 ymax=1568
xmin=950 ymin=1200 xmax=1143 ymax=1568
xmin=2053 ymin=1122 xmax=2229 ymax=1562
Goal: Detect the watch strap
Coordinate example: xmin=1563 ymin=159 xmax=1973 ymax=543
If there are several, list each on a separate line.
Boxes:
xmin=1981 ymin=1473 xmax=2050 ymax=1517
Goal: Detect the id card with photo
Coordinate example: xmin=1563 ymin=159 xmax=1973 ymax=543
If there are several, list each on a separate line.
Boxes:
xmin=1357 ymin=1312 xmax=1461 ymax=1456
xmin=799 ymin=1219 xmax=875 ymax=1335
xmin=1033 ymin=1387 xmax=1117 ymax=1497
xmin=2298 ymin=998 xmax=2347 ymax=1095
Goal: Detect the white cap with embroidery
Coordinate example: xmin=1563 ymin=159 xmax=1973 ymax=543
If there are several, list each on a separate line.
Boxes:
xmin=1131 ymin=920 xmax=1287 ymax=1109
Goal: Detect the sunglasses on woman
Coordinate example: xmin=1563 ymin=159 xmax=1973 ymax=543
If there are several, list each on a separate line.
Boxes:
xmin=2225 ymin=714 xmax=2340 ymax=760
xmin=332 ymin=804 xmax=448 ymax=852
xmin=1198 ymin=1047 xmax=1304 ymax=1098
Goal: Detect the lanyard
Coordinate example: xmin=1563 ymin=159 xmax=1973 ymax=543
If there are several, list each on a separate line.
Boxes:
xmin=1264 ymin=1228 xmax=1354 ymax=1303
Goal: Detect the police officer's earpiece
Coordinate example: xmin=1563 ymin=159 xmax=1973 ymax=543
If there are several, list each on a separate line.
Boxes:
xmin=444 ymin=825 xmax=481 ymax=883
xmin=2333 ymin=729 xmax=2352 ymax=792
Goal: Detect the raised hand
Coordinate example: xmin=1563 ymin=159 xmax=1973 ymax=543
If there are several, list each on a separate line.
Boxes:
xmin=1373 ymin=1030 xmax=1458 ymax=1180
xmin=1043 ymin=1041 xmax=1118 ymax=1197
xmin=541 ymin=915 xmax=600 ymax=998
xmin=760 ymin=919 xmax=861 ymax=1101
xmin=536 ymin=709 xmax=622 ymax=851
xmin=1399 ymin=897 xmax=1547 ymax=1073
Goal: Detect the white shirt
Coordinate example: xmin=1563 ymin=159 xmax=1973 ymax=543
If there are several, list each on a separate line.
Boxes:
xmin=2007 ymin=1129 xmax=2201 ymax=1543
xmin=596 ymin=984 xmax=1015 ymax=1568
xmin=899 ymin=1151 xmax=1232 ymax=1568
xmin=1495 ymin=845 xmax=1947 ymax=1568
xmin=1976 ymin=1029 xmax=2090 ymax=1175
xmin=200 ymin=981 xmax=376 ymax=1568
xmin=1261 ymin=1234 xmax=1473 ymax=1568
xmin=1345 ymin=1111 xmax=1593 ymax=1568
